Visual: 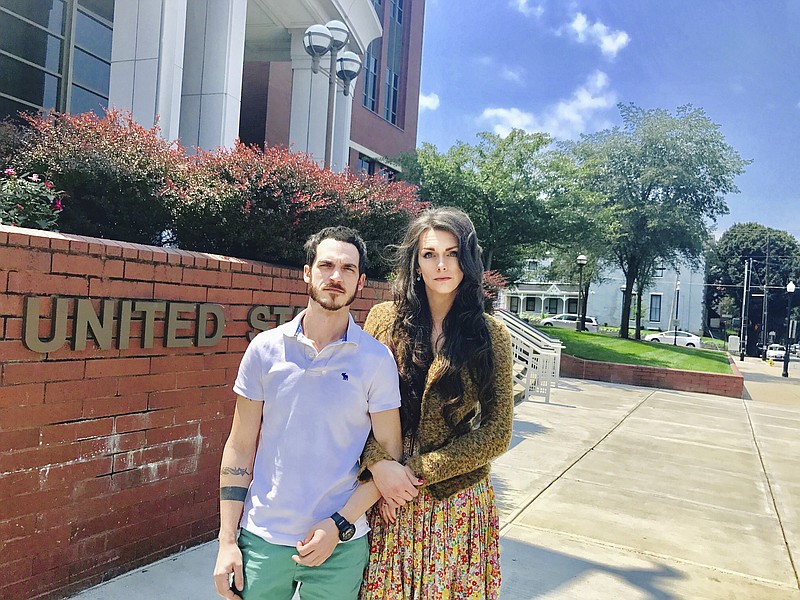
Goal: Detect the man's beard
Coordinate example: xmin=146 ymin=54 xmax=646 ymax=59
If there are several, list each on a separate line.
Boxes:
xmin=308 ymin=282 xmax=358 ymax=311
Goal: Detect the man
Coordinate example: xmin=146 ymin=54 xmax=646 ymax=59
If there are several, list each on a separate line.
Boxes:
xmin=213 ymin=227 xmax=419 ymax=599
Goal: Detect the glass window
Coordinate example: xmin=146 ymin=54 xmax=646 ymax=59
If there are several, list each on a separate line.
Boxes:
xmin=75 ymin=8 xmax=112 ymax=58
xmin=649 ymin=294 xmax=662 ymax=322
xmin=78 ymin=0 xmax=113 ymax=22
xmin=509 ymin=297 xmax=520 ymax=314
xmin=0 ymin=53 xmax=60 ymax=108
xmin=0 ymin=0 xmax=65 ymax=33
xmin=72 ymin=47 xmax=109 ymax=94
xmin=0 ymin=11 xmax=63 ymax=72
xmin=383 ymin=0 xmax=404 ymax=125
xmin=0 ymin=94 xmax=35 ymax=121
xmin=525 ymin=297 xmax=537 ymax=312
xmin=357 ymin=154 xmax=375 ymax=176
xmin=545 ymin=298 xmax=559 ymax=314
xmin=70 ymin=84 xmax=106 ymax=115
xmin=362 ymin=40 xmax=379 ymax=112
xmin=567 ymin=298 xmax=578 ymax=314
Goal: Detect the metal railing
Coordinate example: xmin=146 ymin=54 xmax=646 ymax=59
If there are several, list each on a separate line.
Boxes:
xmin=495 ymin=310 xmax=563 ymax=403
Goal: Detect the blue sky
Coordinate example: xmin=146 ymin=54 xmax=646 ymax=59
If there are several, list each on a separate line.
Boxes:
xmin=415 ymin=0 xmax=800 ymax=239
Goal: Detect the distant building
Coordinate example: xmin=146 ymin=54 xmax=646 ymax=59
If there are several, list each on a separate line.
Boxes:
xmin=0 ymin=0 xmax=424 ymax=173
xmin=499 ymin=260 xmax=706 ymax=335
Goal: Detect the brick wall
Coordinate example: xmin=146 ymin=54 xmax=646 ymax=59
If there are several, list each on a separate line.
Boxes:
xmin=0 ymin=224 xmax=391 ymax=600
xmin=560 ymin=353 xmax=744 ymax=398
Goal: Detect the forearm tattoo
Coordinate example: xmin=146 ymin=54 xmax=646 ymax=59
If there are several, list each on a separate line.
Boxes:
xmin=221 ymin=466 xmax=251 ymax=477
xmin=220 ymin=486 xmax=248 ymax=502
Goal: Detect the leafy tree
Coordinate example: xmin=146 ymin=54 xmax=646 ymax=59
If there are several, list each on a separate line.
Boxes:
xmin=706 ymin=223 xmax=800 ymax=351
xmin=568 ymin=103 xmax=748 ymax=338
xmin=395 ymin=130 xmax=579 ymax=277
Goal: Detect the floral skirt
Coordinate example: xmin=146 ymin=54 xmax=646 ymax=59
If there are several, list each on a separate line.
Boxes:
xmin=359 ymin=475 xmax=501 ymax=599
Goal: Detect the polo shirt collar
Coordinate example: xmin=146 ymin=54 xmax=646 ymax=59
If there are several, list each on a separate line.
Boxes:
xmin=283 ymin=309 xmax=360 ymax=346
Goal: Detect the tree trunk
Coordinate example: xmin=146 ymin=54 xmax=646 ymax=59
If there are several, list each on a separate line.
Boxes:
xmin=620 ymin=272 xmax=636 ymax=339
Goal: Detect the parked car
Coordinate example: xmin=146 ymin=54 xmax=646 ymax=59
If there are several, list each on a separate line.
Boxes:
xmin=791 ymin=343 xmax=799 ymax=356
xmin=539 ymin=313 xmax=599 ymax=332
xmin=766 ymin=344 xmax=787 ymax=360
xmin=644 ymin=330 xmax=702 ymax=347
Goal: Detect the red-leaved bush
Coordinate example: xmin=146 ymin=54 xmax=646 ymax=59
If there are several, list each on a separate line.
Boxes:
xmin=2 ymin=110 xmax=425 ymax=276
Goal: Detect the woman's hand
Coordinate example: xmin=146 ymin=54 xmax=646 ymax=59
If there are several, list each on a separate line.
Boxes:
xmin=370 ymin=460 xmax=423 ymax=507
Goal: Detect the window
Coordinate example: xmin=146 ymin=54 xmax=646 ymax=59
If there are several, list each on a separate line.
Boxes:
xmin=0 ymin=0 xmax=114 ymax=120
xmin=357 ymin=154 xmax=376 ymax=176
xmin=545 ymin=298 xmax=559 ymax=314
xmin=384 ymin=0 xmax=404 ymax=125
xmin=509 ymin=297 xmax=520 ymax=314
xmin=654 ymin=265 xmax=665 ymax=278
xmin=567 ymin=298 xmax=578 ymax=314
xmin=525 ymin=297 xmax=538 ymax=312
xmin=362 ymin=40 xmax=380 ymax=112
xmin=649 ymin=294 xmax=662 ymax=323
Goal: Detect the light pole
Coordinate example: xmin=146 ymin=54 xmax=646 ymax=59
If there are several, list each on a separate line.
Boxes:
xmin=673 ymin=280 xmax=680 ymax=346
xmin=302 ymin=21 xmax=363 ymax=170
xmin=576 ymin=254 xmax=587 ymax=331
xmin=782 ymin=281 xmax=795 ymax=377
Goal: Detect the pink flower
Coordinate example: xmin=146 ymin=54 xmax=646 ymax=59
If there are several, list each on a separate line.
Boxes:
xmin=3 ymin=168 xmax=15 ymax=176
xmin=44 ymin=181 xmax=54 ymax=190
xmin=30 ymin=173 xmax=41 ymax=182
xmin=54 ymin=198 xmax=63 ymax=211
xmin=15 ymin=204 xmax=24 ymax=210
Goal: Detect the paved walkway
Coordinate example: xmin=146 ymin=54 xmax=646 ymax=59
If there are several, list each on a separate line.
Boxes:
xmin=72 ymin=355 xmax=800 ymax=600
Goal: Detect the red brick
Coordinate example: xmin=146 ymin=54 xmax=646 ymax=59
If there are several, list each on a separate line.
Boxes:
xmin=0 ymin=271 xmax=7 ymax=292
xmin=0 ymin=292 xmax=23 ymax=316
xmin=182 ymin=268 xmax=231 ymax=287
xmin=146 ymin=422 xmax=198 ymax=446
xmin=0 ymin=382 xmax=44 ymax=408
xmin=152 ymin=281 xmax=207 ymax=302
xmin=51 ymin=253 xmax=106 ymax=277
xmin=0 ymin=401 xmax=83 ymax=431
xmin=46 ymin=377 xmax=116 ymax=404
xmin=252 ymin=290 xmax=291 ymax=305
xmin=0 ymin=247 xmax=51 ymax=272
xmin=38 ymin=457 xmax=114 ymax=491
xmin=82 ymin=393 xmax=148 ymax=419
xmin=148 ymin=388 xmax=198 ymax=410
xmin=124 ymin=372 xmax=176 ymax=394
xmin=85 ymin=357 xmax=150 ymax=378
xmin=231 ymin=272 xmax=265 ymax=289
xmin=207 ymin=287 xmax=252 ymax=304
xmin=40 ymin=418 xmax=113 ymax=445
xmin=152 ymin=263 xmax=183 ymax=282
xmin=0 ymin=428 xmax=40 ymax=453
xmin=4 ymin=358 xmax=85 ymax=386
xmin=0 ymin=556 xmax=33 ymax=587
xmin=7 ymin=271 xmax=88 ymax=296
xmin=0 ymin=441 xmax=85 ymax=473
xmin=113 ymin=444 xmax=172 ymax=472
xmin=115 ymin=409 xmax=175 ymax=433
xmin=124 ymin=261 xmax=156 ymax=281
xmin=149 ymin=354 xmax=205 ymax=374
xmin=88 ymin=278 xmax=154 ymax=299
xmin=176 ymin=368 xmax=227 ymax=389
xmin=0 ymin=487 xmax=70 ymax=522
xmin=6 ymin=231 xmax=30 ymax=246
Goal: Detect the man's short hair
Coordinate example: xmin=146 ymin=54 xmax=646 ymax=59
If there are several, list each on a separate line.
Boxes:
xmin=304 ymin=226 xmax=368 ymax=274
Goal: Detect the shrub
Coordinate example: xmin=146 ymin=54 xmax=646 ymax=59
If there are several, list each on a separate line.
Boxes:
xmin=10 ymin=110 xmax=184 ymax=245
xmin=0 ymin=168 xmax=63 ymax=230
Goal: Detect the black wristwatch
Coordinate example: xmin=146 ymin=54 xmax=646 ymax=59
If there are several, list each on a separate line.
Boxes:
xmin=330 ymin=512 xmax=356 ymax=541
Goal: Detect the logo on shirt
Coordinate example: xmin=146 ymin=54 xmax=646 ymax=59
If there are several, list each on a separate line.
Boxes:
xmin=341 ymin=372 xmax=349 ymax=381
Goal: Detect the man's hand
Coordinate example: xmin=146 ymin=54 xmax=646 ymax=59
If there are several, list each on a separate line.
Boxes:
xmin=213 ymin=540 xmax=244 ymax=599
xmin=370 ymin=460 xmax=423 ymax=507
xmin=293 ymin=519 xmax=339 ymax=567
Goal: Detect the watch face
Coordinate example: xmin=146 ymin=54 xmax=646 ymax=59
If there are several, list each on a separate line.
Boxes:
xmin=340 ymin=524 xmax=356 ymax=541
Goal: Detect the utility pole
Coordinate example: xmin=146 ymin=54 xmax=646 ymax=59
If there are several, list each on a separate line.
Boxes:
xmin=739 ymin=258 xmax=750 ymax=361
xmin=761 ymin=235 xmax=770 ymax=359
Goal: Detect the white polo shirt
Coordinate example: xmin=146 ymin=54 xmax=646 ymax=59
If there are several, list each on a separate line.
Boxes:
xmin=233 ymin=310 xmax=401 ymax=546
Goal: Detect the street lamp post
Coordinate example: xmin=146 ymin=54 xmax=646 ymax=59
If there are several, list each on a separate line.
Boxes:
xmin=576 ymin=254 xmax=587 ymax=331
xmin=782 ymin=281 xmax=795 ymax=377
xmin=673 ymin=280 xmax=680 ymax=346
xmin=302 ymin=21 xmax=363 ymax=170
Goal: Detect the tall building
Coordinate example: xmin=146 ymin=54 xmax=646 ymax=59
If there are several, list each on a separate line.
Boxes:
xmin=0 ymin=0 xmax=425 ymax=173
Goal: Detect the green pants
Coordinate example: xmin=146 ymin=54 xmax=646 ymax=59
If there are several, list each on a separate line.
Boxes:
xmin=238 ymin=529 xmax=368 ymax=600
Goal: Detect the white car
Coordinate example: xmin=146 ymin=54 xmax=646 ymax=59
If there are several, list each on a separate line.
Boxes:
xmin=644 ymin=330 xmax=702 ymax=348
xmin=539 ymin=313 xmax=599 ymax=332
xmin=766 ymin=344 xmax=787 ymax=360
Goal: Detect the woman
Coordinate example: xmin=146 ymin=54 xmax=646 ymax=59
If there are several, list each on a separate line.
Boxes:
xmin=359 ymin=207 xmax=514 ymax=599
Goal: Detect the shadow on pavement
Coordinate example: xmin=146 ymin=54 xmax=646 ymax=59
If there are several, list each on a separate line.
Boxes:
xmin=499 ymin=537 xmax=682 ymax=599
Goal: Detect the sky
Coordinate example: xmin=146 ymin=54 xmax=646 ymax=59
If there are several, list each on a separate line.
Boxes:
xmin=414 ymin=0 xmax=800 ymax=239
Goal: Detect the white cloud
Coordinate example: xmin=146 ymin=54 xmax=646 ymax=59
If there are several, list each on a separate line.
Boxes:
xmin=419 ymin=92 xmax=440 ymax=111
xmin=511 ymin=0 xmax=544 ymax=18
xmin=479 ymin=70 xmax=617 ymax=139
xmin=500 ymin=66 xmax=525 ymax=84
xmin=568 ymin=13 xmax=630 ymax=59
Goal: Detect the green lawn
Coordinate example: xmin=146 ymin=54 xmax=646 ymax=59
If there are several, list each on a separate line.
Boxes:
xmin=536 ymin=327 xmax=733 ymax=374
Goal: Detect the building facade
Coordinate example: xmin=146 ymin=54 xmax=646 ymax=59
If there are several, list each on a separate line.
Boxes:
xmin=500 ymin=261 xmax=706 ymax=335
xmin=0 ymin=0 xmax=424 ymax=173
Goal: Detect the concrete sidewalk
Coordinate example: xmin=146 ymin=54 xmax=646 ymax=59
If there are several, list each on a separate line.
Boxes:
xmin=72 ymin=356 xmax=800 ymax=599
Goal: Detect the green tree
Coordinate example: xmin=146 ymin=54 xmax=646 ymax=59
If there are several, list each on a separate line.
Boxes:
xmin=396 ymin=130 xmax=578 ymax=276
xmin=707 ymin=223 xmax=800 ymax=350
xmin=569 ymin=103 xmax=748 ymax=338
